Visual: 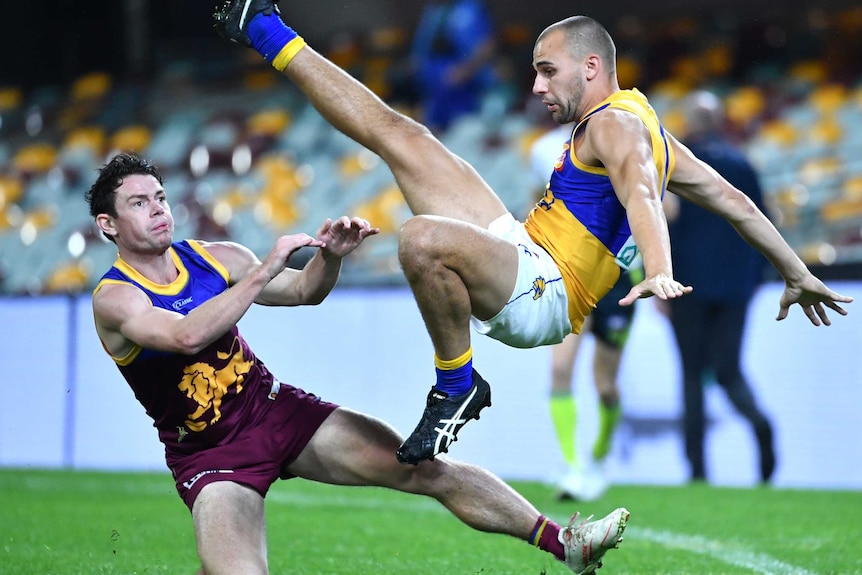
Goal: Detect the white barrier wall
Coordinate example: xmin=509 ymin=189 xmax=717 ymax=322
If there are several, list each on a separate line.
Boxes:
xmin=1 ymin=282 xmax=860 ymax=489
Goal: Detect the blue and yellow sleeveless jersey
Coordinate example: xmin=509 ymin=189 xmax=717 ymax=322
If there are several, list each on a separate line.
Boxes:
xmin=93 ymin=240 xmax=276 ymax=454
xmin=524 ymin=88 xmax=675 ymax=333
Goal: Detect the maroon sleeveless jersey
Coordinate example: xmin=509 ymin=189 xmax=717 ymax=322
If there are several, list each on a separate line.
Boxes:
xmin=94 ymin=240 xmax=281 ymax=457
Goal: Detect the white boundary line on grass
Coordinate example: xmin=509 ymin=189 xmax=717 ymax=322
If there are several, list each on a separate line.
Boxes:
xmin=268 ymin=489 xmax=445 ymax=512
xmin=628 ymin=526 xmax=818 ymax=575
xmin=269 ymin=492 xmax=818 ymax=575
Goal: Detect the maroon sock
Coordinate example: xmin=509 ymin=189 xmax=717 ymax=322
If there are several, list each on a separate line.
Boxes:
xmin=528 ymin=515 xmax=566 ymax=561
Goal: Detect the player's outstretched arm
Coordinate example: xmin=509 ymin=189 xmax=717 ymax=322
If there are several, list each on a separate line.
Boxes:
xmin=777 ymin=274 xmax=853 ymax=326
xmin=583 ymin=110 xmax=693 ymax=306
xmin=285 ymin=216 xmax=379 ymax=305
xmin=666 ymin=134 xmax=852 ymax=325
xmin=618 ymin=273 xmax=692 ymax=306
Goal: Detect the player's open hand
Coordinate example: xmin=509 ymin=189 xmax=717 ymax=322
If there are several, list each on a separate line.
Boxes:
xmin=262 ymin=233 xmax=326 ymax=280
xmin=777 ymin=275 xmax=853 ymax=326
xmin=619 ymin=273 xmax=693 ymax=306
xmin=316 ymin=216 xmax=380 ymax=258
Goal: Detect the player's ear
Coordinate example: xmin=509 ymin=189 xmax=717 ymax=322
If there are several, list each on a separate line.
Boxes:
xmin=585 ymin=54 xmax=600 ymax=81
xmin=96 ymin=213 xmax=118 ymax=240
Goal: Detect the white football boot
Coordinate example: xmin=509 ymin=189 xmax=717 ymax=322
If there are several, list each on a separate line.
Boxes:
xmin=559 ymin=507 xmax=630 ymax=574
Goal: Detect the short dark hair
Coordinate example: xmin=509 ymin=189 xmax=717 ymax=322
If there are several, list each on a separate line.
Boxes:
xmin=542 ymin=16 xmax=617 ymax=76
xmin=85 ymin=152 xmax=163 ymax=242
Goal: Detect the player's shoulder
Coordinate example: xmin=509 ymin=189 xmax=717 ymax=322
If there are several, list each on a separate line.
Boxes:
xmin=584 ymin=107 xmax=650 ymax=153
xmin=191 ymin=239 xmax=253 ymax=260
xmin=92 ymin=280 xmax=151 ymax=327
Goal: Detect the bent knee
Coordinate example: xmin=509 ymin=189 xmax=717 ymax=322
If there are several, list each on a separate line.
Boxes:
xmin=399 ymin=216 xmax=437 ymax=244
xmin=398 ymin=216 xmax=447 ymax=266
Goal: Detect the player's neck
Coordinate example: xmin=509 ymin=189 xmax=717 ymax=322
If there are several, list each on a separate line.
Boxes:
xmin=117 ymin=246 xmax=179 ymax=285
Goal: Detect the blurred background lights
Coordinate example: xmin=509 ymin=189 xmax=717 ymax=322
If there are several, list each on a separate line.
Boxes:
xmin=190 ymin=145 xmax=210 ymax=178
xmin=20 ymin=221 xmax=37 ymax=246
xmin=817 ymin=242 xmax=837 ymax=265
xmin=296 ymin=164 xmax=315 ymax=187
xmin=232 ymin=144 xmax=252 ymax=175
xmin=25 ymin=107 xmax=43 ymax=136
xmin=211 ymin=200 xmax=233 ymax=226
xmin=67 ymin=231 xmax=86 ymax=258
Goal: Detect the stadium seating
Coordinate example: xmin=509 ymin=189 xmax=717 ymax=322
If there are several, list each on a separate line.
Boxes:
xmin=0 ymin=7 xmax=860 ymax=294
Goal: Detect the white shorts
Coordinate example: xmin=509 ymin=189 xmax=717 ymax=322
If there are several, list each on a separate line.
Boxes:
xmin=470 ymin=213 xmax=572 ymax=348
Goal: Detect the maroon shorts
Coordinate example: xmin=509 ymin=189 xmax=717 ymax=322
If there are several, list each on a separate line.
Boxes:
xmin=167 ymin=383 xmax=338 ymax=511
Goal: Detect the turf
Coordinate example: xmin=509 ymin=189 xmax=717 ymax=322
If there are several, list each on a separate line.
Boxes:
xmin=0 ymin=468 xmax=860 ymax=575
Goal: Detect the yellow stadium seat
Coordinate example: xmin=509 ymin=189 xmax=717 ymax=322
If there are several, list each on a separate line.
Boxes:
xmin=0 ymin=86 xmax=22 ymax=112
xmin=0 ymin=174 xmax=24 ymax=207
xmin=23 ymin=206 xmax=58 ymax=230
xmin=351 ymin=185 xmax=407 ymax=234
xmin=702 ymin=43 xmax=733 ymax=78
xmin=758 ymin=119 xmax=798 ymax=147
xmin=243 ymin=69 xmax=279 ymax=91
xmin=842 ymin=175 xmax=862 ymax=200
xmin=725 ymin=87 xmax=766 ymax=128
xmin=798 ymin=156 xmax=842 ymax=186
xmin=70 ymin=72 xmax=112 ymax=101
xmin=809 ymin=118 xmax=843 ymax=146
xmin=110 ymin=125 xmax=152 ymax=153
xmin=616 ymin=56 xmax=642 ymax=90
xmin=819 ymin=198 xmax=862 ymax=222
xmin=808 ymin=84 xmax=849 ymax=115
xmin=339 ymin=151 xmax=377 ymax=178
xmin=44 ymin=260 xmax=92 ymax=293
xmin=63 ymin=125 xmax=107 ymax=156
xmin=788 ymin=60 xmax=828 ymax=86
xmin=13 ymin=143 xmax=58 ymax=175
xmin=247 ymin=109 xmax=291 ymax=137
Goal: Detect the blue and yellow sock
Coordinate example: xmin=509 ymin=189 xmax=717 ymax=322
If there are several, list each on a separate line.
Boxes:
xmin=246 ymin=12 xmax=306 ymax=71
xmin=433 ymin=349 xmax=473 ymax=396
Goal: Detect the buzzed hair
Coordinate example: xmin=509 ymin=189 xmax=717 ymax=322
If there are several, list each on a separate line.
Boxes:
xmin=540 ymin=16 xmax=617 ymax=75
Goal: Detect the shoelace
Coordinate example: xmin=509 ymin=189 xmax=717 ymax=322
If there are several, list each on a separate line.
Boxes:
xmin=564 ymin=511 xmax=597 ymax=540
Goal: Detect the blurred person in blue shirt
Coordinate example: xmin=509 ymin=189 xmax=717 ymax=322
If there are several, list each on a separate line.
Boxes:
xmin=409 ymin=0 xmax=498 ymax=131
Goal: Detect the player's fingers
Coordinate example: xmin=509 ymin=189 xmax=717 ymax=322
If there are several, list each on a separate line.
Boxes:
xmin=618 ymin=287 xmax=641 ymax=306
xmin=803 ymin=304 xmax=822 ymax=326
xmin=776 ymin=302 xmax=789 ymax=321
xmin=351 ymin=216 xmax=371 ymax=230
xmin=316 ymin=218 xmax=333 ymax=237
xmin=815 ymin=302 xmax=832 ymax=326
xmin=824 ymin=300 xmax=849 ymax=316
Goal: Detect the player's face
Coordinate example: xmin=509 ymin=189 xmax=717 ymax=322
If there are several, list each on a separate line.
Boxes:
xmin=107 ymin=174 xmax=174 ymax=253
xmin=532 ymin=29 xmax=587 ymax=124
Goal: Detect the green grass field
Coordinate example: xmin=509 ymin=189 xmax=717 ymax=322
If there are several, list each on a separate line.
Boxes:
xmin=1 ymin=468 xmax=860 ymax=575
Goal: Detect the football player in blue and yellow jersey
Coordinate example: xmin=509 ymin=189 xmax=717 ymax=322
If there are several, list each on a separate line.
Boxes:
xmin=216 ymin=4 xmax=853 ymax=478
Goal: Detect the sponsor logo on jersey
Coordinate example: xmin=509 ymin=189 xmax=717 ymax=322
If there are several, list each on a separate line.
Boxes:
xmin=172 ymin=296 xmax=194 ymax=311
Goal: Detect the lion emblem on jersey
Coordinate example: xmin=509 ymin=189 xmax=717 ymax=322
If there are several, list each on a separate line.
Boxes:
xmin=177 ymin=337 xmax=254 ymax=432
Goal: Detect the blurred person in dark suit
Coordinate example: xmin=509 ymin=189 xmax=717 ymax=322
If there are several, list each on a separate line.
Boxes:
xmin=665 ymin=90 xmax=776 ymax=484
